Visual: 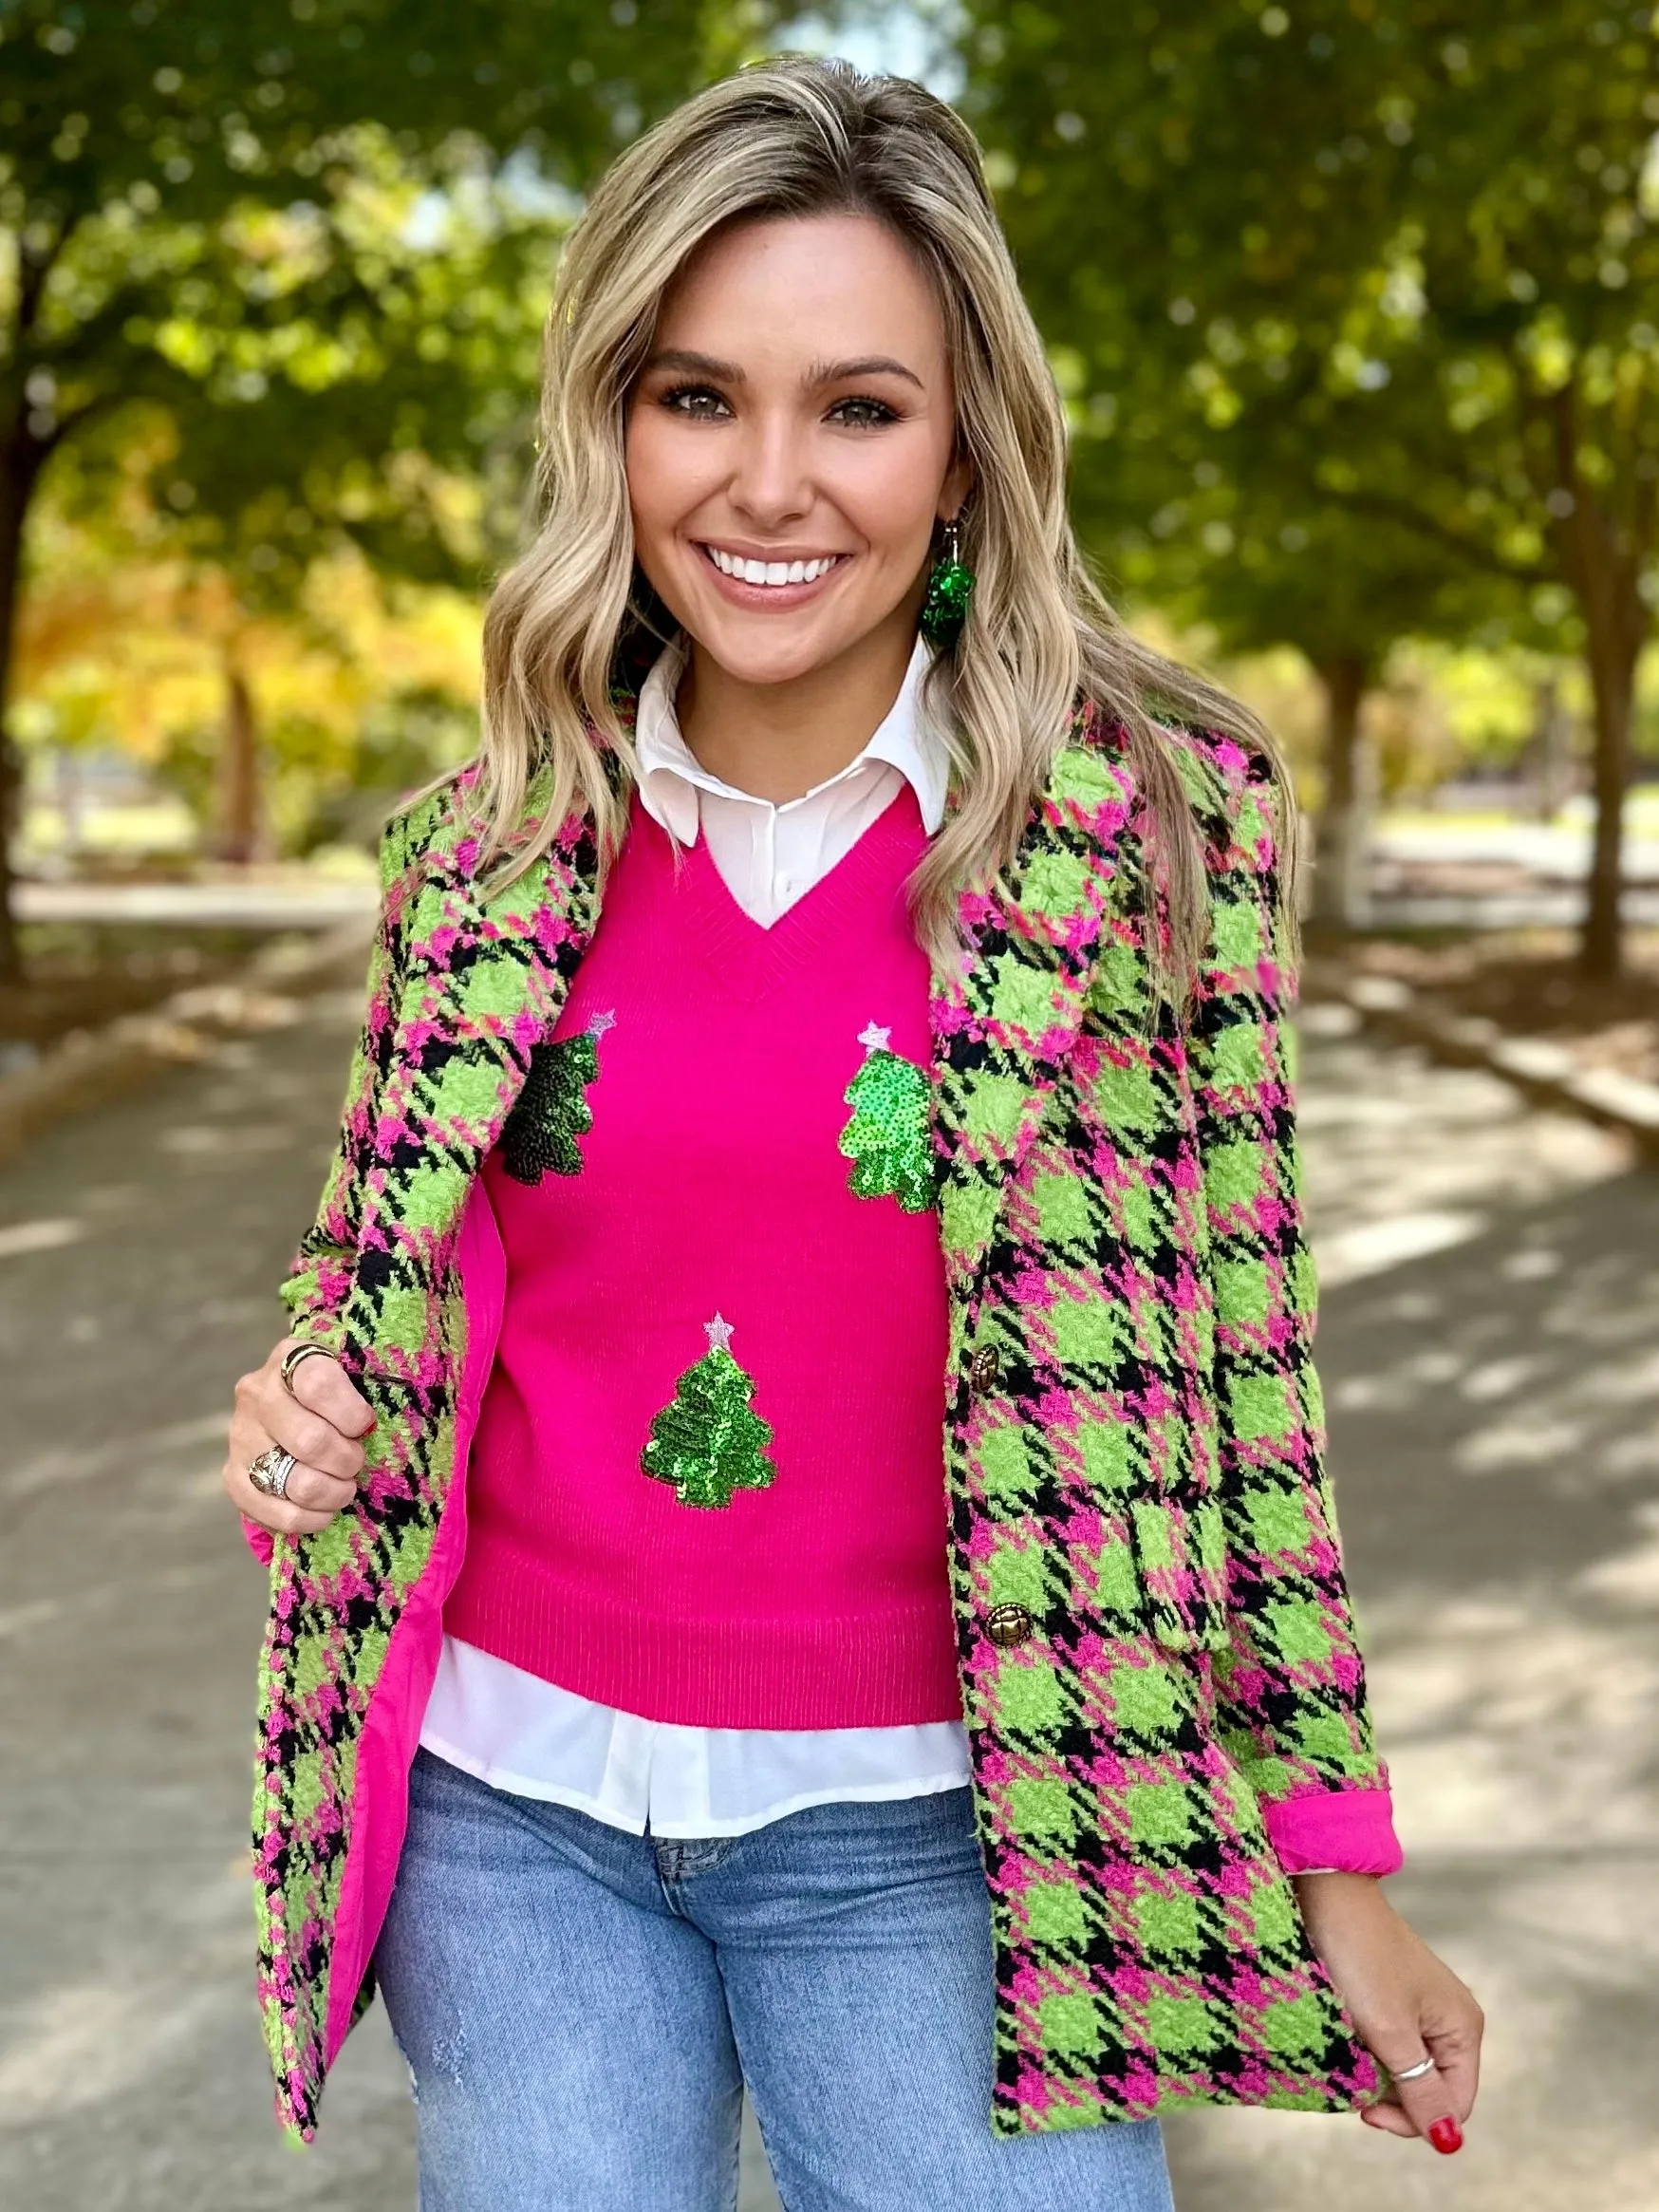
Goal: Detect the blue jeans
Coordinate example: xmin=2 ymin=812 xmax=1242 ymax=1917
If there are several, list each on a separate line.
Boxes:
xmin=377 ymin=1747 xmax=1173 ymax=2212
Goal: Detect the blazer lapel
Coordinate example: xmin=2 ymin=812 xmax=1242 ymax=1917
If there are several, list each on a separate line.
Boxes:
xmin=343 ymin=773 xmax=608 ymax=1387
xmin=928 ymin=714 xmax=1137 ymax=1304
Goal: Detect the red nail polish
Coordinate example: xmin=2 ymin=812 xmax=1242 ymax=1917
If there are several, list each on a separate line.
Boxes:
xmin=1427 ymin=2117 xmax=1463 ymax=2155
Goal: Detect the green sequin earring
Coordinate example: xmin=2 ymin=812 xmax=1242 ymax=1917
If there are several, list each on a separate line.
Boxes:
xmin=919 ymin=516 xmax=975 ymax=650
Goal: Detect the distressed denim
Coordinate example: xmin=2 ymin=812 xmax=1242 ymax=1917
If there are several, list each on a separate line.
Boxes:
xmin=377 ymin=1746 xmax=1174 ymax=2212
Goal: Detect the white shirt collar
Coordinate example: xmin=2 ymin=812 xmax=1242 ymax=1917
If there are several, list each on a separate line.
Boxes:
xmin=631 ymin=630 xmax=951 ymax=845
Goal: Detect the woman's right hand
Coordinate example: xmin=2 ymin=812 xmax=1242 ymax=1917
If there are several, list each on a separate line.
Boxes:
xmin=223 ymin=1340 xmax=376 ymax=1536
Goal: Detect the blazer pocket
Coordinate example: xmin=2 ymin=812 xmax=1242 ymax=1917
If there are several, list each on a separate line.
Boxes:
xmin=1128 ymin=1487 xmax=1230 ymax=1654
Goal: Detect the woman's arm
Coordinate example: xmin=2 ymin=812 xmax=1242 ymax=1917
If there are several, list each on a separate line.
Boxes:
xmin=278 ymin=809 xmax=417 ymax=1349
xmin=1187 ymin=742 xmax=1482 ymax=2148
xmin=228 ymin=808 xmax=419 ymax=1559
xmin=1186 ymin=747 xmax=1398 ymax=1872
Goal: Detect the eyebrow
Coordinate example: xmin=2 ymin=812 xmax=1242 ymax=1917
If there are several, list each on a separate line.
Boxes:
xmin=641 ymin=347 xmax=925 ymax=393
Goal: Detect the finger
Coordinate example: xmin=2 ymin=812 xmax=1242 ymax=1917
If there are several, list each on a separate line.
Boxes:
xmin=1359 ymin=2100 xmax=1419 ymax=2139
xmin=233 ymin=1367 xmax=363 ymax=1483
xmin=278 ymin=1458 xmax=360 ymax=1518
xmin=1422 ymin=2020 xmax=1482 ymax=2125
xmin=1389 ymin=2055 xmax=1465 ymax=2151
xmin=224 ymin=1427 xmax=355 ymax=1533
xmin=257 ymin=1395 xmax=367 ymax=1483
xmin=1394 ymin=1989 xmax=1482 ymax=2143
xmin=286 ymin=1347 xmax=376 ymax=1439
xmin=252 ymin=1499 xmax=341 ymax=1538
xmin=228 ymin=1475 xmax=350 ymax=1539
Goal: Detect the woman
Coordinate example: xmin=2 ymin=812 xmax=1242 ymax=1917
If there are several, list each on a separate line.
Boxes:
xmin=225 ymin=55 xmax=1482 ymax=2212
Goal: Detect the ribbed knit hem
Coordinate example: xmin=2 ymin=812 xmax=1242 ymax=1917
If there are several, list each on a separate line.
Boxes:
xmin=443 ymin=1557 xmax=963 ymax=1730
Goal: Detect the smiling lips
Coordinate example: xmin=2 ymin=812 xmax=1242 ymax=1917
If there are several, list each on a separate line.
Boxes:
xmin=699 ymin=543 xmax=848 ymax=590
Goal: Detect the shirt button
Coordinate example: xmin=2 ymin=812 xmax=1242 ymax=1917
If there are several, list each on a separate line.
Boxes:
xmin=986 ymin=1603 xmax=1034 ymax=1649
xmin=968 ymin=1346 xmax=1000 ymax=1394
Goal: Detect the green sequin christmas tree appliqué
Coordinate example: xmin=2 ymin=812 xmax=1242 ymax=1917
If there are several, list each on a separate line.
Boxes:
xmin=838 ymin=1021 xmax=941 ymax=1213
xmin=500 ymin=1010 xmax=614 ymax=1184
xmin=641 ymin=1315 xmax=776 ymax=1509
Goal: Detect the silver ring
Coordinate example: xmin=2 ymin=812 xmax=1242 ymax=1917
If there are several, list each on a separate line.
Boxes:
xmin=1392 ymin=2054 xmax=1438 ymax=2083
xmin=248 ymin=1446 xmax=296 ymax=1500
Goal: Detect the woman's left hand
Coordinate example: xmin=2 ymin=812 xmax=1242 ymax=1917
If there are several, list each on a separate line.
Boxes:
xmin=1295 ymin=1871 xmax=1482 ymax=2153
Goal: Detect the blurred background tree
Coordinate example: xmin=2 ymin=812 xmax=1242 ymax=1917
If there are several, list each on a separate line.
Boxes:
xmin=0 ymin=0 xmax=757 ymax=979
xmin=6 ymin=2 xmax=1658 ymax=997
xmin=15 ymin=429 xmax=486 ymax=867
xmin=953 ymin=0 xmax=1659 ymax=974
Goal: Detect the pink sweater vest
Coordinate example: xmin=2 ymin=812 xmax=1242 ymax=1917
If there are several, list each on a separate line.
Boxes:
xmin=443 ymin=784 xmax=962 ymax=1729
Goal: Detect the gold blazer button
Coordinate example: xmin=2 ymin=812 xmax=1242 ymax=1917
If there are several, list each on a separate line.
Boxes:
xmin=985 ymin=1603 xmax=1034 ymax=1648
xmin=968 ymin=1345 xmax=1001 ymax=1393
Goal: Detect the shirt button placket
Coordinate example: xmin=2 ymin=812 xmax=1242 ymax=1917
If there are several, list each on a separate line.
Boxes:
xmin=758 ymin=809 xmax=777 ymax=924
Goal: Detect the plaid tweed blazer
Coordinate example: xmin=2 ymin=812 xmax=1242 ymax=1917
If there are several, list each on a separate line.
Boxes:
xmin=252 ymin=687 xmax=1389 ymax=2141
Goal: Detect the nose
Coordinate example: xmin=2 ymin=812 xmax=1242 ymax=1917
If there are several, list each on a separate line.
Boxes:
xmin=727 ymin=410 xmax=812 ymax=530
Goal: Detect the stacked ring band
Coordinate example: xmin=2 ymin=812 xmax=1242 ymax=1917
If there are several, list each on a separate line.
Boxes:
xmin=279 ymin=1341 xmax=334 ymax=1397
xmin=248 ymin=1446 xmax=297 ymax=1500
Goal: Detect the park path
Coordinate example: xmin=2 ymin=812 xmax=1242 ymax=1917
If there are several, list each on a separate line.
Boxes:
xmin=0 ymin=965 xmax=1655 ymax=2210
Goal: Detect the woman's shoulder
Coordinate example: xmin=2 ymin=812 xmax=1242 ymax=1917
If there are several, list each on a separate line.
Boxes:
xmin=374 ymin=763 xmax=486 ymax=890
xmin=1068 ymin=696 xmax=1286 ymax=872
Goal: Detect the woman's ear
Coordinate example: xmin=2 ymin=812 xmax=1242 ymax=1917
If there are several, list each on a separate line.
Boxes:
xmin=940 ymin=452 xmax=976 ymax=526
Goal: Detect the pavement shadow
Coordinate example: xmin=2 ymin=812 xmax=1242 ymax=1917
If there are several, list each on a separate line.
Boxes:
xmin=1168 ymin=1165 xmax=1659 ymax=2212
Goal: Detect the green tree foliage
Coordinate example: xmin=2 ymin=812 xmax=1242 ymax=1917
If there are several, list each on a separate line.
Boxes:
xmin=956 ymin=2 xmax=1659 ymax=970
xmin=0 ymin=0 xmax=753 ymax=975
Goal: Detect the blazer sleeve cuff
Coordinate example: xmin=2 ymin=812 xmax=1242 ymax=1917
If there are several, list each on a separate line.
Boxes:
xmin=239 ymin=1513 xmax=276 ymax=1565
xmin=1265 ymin=1785 xmax=1404 ymax=1877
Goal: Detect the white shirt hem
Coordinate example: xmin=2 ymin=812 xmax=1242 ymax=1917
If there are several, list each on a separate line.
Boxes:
xmin=419 ymin=1730 xmax=972 ymax=1841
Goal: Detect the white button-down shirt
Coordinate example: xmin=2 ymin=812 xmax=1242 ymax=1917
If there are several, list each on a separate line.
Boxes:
xmin=632 ymin=627 xmax=954 ymax=909
xmin=419 ymin=630 xmax=972 ymax=1838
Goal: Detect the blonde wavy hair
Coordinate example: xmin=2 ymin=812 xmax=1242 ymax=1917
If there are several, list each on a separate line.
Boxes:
xmin=477 ymin=53 xmax=1296 ymax=985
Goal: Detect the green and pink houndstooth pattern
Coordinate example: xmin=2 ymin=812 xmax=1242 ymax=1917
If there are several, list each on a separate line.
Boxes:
xmin=252 ymin=691 xmax=1386 ymax=2141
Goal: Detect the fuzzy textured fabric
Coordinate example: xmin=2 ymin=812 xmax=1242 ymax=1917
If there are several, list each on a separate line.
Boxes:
xmin=252 ymin=686 xmax=1393 ymax=2143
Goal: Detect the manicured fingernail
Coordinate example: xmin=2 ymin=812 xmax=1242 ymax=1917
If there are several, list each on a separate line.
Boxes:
xmin=1427 ymin=2117 xmax=1463 ymax=2155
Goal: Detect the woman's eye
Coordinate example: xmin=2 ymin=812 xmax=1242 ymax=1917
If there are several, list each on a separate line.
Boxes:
xmin=830 ymin=396 xmax=898 ymax=429
xmin=661 ymin=384 xmax=731 ymax=419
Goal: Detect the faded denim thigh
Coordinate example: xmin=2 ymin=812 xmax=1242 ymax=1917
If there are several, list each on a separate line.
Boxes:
xmin=376 ymin=1747 xmax=1173 ymax=2212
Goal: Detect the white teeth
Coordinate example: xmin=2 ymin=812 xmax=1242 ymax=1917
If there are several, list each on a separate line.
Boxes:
xmin=706 ymin=546 xmax=840 ymax=586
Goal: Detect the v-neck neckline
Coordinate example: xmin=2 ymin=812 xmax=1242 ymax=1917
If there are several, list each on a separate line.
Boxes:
xmin=630 ymin=782 xmax=927 ymax=1002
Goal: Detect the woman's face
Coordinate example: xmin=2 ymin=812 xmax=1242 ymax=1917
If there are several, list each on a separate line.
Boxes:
xmin=624 ymin=211 xmax=972 ymax=687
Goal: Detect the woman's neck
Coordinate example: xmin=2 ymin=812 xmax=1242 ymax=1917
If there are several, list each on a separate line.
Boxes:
xmin=673 ymin=613 xmax=918 ymax=803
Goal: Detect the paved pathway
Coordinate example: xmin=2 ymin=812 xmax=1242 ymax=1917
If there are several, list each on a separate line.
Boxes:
xmin=1165 ymin=1011 xmax=1659 ymax=2212
xmin=0 ymin=974 xmax=1653 ymax=2209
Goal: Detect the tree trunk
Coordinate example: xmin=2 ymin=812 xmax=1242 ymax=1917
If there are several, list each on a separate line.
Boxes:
xmin=1310 ymin=651 xmax=1373 ymax=932
xmin=1578 ymin=609 xmax=1641 ymax=982
xmin=0 ymin=435 xmax=36 ymax=986
xmin=1541 ymin=395 xmax=1647 ymax=982
xmin=214 ymin=659 xmax=261 ymax=865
